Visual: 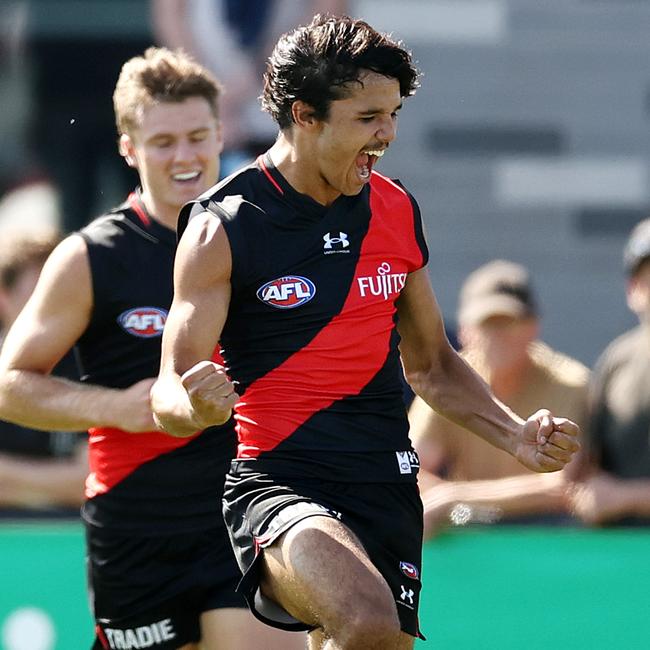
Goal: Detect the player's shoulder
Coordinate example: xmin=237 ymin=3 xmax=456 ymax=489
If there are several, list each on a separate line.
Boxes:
xmin=368 ymin=172 xmax=421 ymax=223
xmin=178 ymin=162 xmax=265 ymax=239
xmin=79 ymin=201 xmax=140 ymax=244
xmin=369 ymin=171 xmax=414 ymax=197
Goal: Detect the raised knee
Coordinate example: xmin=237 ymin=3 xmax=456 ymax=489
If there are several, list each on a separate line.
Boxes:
xmin=329 ymin=587 xmax=401 ymax=647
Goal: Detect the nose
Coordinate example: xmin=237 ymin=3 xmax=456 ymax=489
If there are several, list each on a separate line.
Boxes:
xmin=173 ymin=138 xmax=196 ymax=163
xmin=377 ymin=115 xmax=397 ymax=144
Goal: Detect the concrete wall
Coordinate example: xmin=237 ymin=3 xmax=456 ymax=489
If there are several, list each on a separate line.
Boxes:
xmin=354 ymin=0 xmax=650 ymax=365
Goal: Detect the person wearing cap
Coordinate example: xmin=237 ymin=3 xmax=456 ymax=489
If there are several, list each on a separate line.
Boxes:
xmin=409 ymin=259 xmax=589 ymax=537
xmin=569 ymin=220 xmax=650 ymax=526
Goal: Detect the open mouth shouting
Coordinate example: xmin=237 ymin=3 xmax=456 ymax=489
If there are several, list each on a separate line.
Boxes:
xmin=355 ymin=148 xmax=385 ymax=182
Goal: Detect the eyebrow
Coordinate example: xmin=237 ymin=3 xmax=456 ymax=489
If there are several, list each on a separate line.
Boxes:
xmin=358 ymin=103 xmax=403 ymax=116
xmin=147 ymin=126 xmax=212 ymax=142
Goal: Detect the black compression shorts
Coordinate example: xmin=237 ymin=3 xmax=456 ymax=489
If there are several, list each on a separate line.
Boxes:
xmin=87 ymin=525 xmax=246 ymax=649
xmin=222 ymin=462 xmax=425 ymax=639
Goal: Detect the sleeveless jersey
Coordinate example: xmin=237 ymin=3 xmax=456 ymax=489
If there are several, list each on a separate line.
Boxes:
xmin=77 ymin=192 xmax=237 ymax=533
xmin=179 ymin=155 xmax=428 ymax=481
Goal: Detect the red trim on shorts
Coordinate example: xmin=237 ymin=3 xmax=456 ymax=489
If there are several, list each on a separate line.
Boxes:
xmin=96 ymin=625 xmax=110 ymax=649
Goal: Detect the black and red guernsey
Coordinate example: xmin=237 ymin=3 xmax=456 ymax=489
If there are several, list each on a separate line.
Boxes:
xmin=77 ymin=192 xmax=236 ymax=533
xmin=179 ymin=154 xmax=428 ymax=482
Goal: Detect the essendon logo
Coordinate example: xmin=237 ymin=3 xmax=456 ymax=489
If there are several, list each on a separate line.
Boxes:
xmin=400 ymin=561 xmax=419 ymax=580
xmin=256 ymin=276 xmax=316 ymax=309
xmin=118 ymin=307 xmax=167 ymax=338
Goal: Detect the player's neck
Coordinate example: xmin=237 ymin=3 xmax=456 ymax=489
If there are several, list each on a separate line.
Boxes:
xmin=268 ymin=137 xmax=341 ymax=207
xmin=139 ymin=190 xmax=178 ymax=231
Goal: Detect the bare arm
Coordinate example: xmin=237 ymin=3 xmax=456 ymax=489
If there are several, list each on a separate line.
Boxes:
xmin=150 ymin=0 xmax=198 ymax=55
xmin=0 ymin=442 xmax=87 ymax=508
xmin=409 ymin=395 xmax=569 ymax=538
xmin=398 ymin=268 xmax=580 ymax=472
xmin=0 ymin=236 xmax=155 ymax=432
xmin=569 ymin=473 xmax=650 ymax=524
xmin=151 ymin=212 xmax=238 ymax=436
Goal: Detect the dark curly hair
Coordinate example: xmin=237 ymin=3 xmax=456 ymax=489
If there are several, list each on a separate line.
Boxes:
xmin=262 ymin=14 xmax=420 ymax=130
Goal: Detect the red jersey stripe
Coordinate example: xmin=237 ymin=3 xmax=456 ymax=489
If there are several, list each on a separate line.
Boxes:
xmin=85 ymin=427 xmax=199 ymax=497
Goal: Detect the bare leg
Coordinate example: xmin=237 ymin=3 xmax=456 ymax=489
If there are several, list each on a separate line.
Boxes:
xmin=200 ymin=608 xmax=307 ymax=650
xmin=307 ymin=629 xmax=414 ymax=650
xmin=261 ymin=516 xmax=402 ymax=649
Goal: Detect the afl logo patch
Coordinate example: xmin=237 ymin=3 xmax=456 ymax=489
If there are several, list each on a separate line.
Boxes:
xmin=399 ymin=561 xmax=419 ymax=580
xmin=118 ymin=307 xmax=167 ymax=338
xmin=256 ymin=276 xmax=316 ymax=309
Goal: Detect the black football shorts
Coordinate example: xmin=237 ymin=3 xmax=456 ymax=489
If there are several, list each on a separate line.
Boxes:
xmin=222 ymin=462 xmax=425 ymax=639
xmin=87 ymin=525 xmax=246 ymax=650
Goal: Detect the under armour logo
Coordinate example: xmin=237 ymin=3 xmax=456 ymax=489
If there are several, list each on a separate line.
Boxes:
xmin=400 ymin=585 xmax=414 ymax=604
xmin=323 ymin=232 xmax=350 ymax=251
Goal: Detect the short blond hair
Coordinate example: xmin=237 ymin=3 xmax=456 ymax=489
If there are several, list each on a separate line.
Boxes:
xmin=113 ymin=47 xmax=221 ymax=137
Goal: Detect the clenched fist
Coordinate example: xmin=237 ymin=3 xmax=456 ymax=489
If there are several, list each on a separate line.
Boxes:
xmin=181 ymin=360 xmax=239 ymax=430
xmin=515 ymin=409 xmax=580 ymax=473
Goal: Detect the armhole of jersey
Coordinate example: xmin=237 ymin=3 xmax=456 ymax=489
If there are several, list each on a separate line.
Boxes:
xmin=177 ymin=201 xmax=197 ymax=242
xmin=203 ymin=200 xmax=247 ymax=295
xmin=76 ymin=230 xmax=101 ymax=321
xmin=392 ymin=179 xmax=429 ymax=269
xmin=179 ymin=198 xmax=246 ymax=294
xmin=409 ymin=193 xmax=429 ymax=268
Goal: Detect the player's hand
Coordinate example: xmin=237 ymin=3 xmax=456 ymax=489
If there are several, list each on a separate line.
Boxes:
xmin=181 ymin=360 xmax=239 ymax=429
xmin=114 ymin=378 xmax=157 ymax=432
xmin=514 ymin=409 xmax=580 ymax=473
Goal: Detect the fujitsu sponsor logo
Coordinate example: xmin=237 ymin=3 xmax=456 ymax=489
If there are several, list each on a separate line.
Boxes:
xmin=357 ymin=262 xmax=407 ymax=300
xmin=102 ymin=618 xmax=176 ymax=648
xmin=118 ymin=307 xmax=167 ymax=338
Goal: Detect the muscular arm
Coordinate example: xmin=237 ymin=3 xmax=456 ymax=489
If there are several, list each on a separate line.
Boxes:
xmin=0 ymin=236 xmax=154 ymax=432
xmin=409 ymin=395 xmax=568 ymax=538
xmin=398 ymin=268 xmax=579 ymax=472
xmin=151 ymin=212 xmax=238 ymax=436
xmin=150 ymin=0 xmax=198 ymax=56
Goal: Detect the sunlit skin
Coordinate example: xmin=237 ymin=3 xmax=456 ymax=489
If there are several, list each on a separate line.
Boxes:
xmin=460 ymin=314 xmax=539 ymax=400
xmin=270 ymin=70 xmax=402 ymax=206
xmin=119 ymin=97 xmax=223 ymax=228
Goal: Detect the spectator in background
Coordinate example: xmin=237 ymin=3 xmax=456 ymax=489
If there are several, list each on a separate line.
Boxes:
xmin=151 ymin=0 xmax=348 ymax=175
xmin=0 ymin=226 xmax=86 ymax=514
xmin=570 ymin=219 xmax=650 ymax=526
xmin=26 ymin=0 xmax=154 ymax=231
xmin=410 ymin=260 xmax=589 ymax=538
xmin=0 ymin=47 xmax=304 ymax=649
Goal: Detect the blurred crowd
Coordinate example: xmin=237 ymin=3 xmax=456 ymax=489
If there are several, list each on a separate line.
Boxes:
xmin=0 ymin=0 xmax=648 ymax=530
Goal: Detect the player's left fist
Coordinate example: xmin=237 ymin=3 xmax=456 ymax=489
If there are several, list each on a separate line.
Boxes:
xmin=516 ymin=409 xmax=580 ymax=473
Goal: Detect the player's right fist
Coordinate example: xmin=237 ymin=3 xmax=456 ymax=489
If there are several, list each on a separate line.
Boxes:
xmin=181 ymin=360 xmax=239 ymax=428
